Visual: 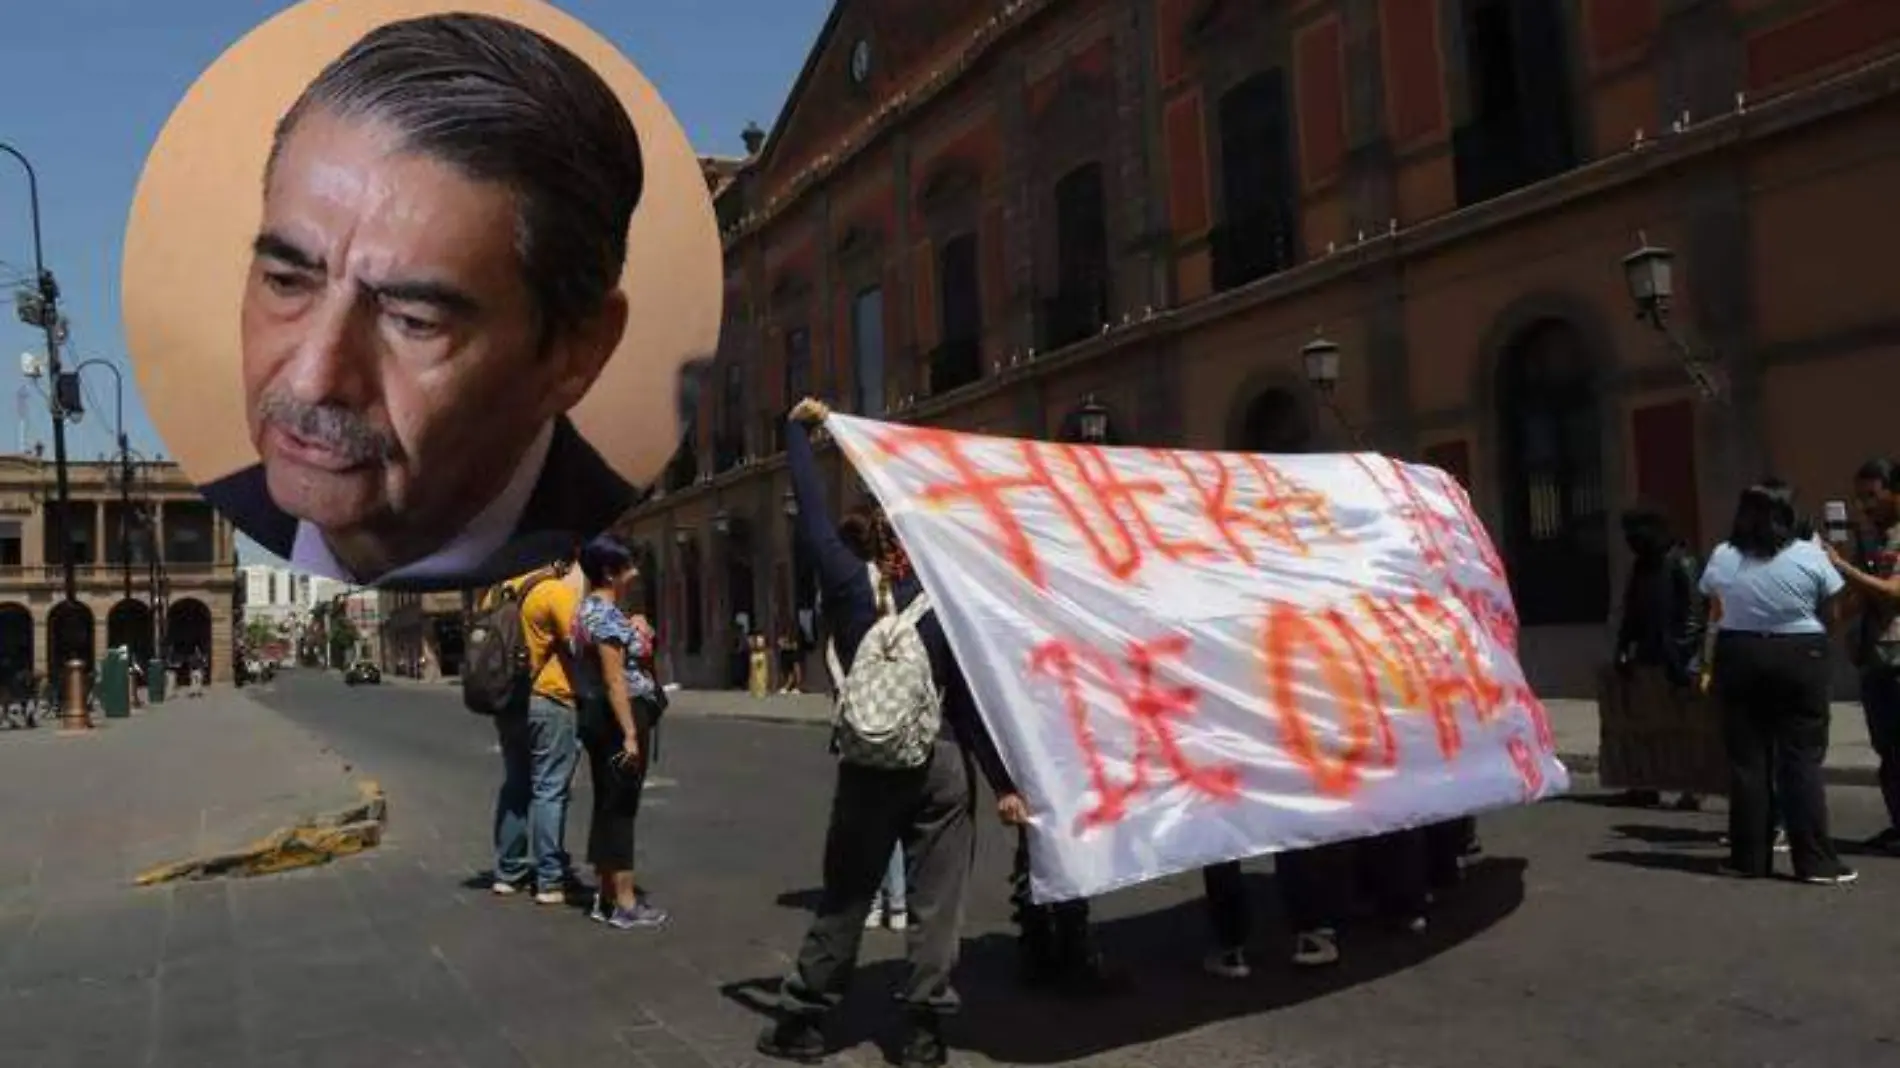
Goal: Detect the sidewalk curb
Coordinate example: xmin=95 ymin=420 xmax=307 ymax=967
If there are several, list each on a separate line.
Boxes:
xmin=133 ymin=779 xmax=389 ymax=887
xmin=666 ymin=705 xmax=1886 ymax=789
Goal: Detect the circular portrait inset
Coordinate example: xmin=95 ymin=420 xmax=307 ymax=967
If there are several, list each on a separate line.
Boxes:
xmin=123 ymin=0 xmax=721 ymax=590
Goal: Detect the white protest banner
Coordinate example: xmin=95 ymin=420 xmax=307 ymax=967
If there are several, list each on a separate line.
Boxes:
xmin=824 ymin=414 xmax=1568 ymax=903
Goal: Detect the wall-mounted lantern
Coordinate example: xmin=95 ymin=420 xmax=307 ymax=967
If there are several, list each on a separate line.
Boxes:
xmin=1621 ymin=232 xmax=1720 ymax=399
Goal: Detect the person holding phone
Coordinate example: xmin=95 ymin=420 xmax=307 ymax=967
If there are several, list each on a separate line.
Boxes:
xmin=1824 ymin=458 xmax=1900 ymax=852
xmin=568 ymin=534 xmax=669 ymax=930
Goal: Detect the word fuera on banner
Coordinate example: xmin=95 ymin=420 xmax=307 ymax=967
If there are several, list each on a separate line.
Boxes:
xmin=823 ymin=414 xmax=1568 ymax=904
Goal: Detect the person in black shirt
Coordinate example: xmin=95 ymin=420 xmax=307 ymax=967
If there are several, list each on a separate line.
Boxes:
xmin=756 ymin=397 xmax=1022 ymax=1068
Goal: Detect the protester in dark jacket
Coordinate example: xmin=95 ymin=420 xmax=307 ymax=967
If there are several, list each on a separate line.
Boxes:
xmin=757 ymin=397 xmax=1021 ymax=1068
xmin=1613 ymin=506 xmax=1708 ymax=810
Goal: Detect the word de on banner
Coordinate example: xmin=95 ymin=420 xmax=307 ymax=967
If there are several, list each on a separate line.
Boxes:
xmin=823 ymin=414 xmax=1567 ymax=904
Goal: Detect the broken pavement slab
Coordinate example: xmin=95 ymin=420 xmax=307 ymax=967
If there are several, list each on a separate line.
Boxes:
xmin=0 ymin=682 xmax=391 ymax=908
xmin=134 ymin=778 xmax=389 ymax=886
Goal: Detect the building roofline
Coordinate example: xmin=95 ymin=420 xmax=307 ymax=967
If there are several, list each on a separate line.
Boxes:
xmin=720 ymin=0 xmax=1062 ymax=250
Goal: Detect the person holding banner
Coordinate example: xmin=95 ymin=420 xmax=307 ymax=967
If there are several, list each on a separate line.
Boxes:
xmin=756 ymin=398 xmax=1021 ymax=1068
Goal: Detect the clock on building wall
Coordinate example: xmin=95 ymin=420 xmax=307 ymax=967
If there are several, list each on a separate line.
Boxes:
xmin=849 ymin=38 xmax=873 ymax=85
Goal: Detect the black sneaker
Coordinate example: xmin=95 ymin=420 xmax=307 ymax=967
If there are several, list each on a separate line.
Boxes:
xmin=1864 ymin=828 xmax=1900 ymax=855
xmin=1057 ymin=951 xmax=1131 ymax=999
xmin=756 ymin=1016 xmax=826 ymax=1064
xmin=1800 ymin=866 xmax=1859 ymax=887
xmin=899 ymin=1012 xmax=948 ymax=1068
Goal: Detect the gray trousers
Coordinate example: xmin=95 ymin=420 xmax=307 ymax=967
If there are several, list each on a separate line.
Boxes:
xmin=780 ymin=738 xmax=977 ymax=1017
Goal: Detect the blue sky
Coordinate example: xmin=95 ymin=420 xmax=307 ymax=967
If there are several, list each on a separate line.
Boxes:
xmin=0 ymin=0 xmax=827 ymax=563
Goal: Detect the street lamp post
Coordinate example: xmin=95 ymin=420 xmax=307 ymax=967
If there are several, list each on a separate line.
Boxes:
xmin=63 ymin=359 xmax=134 ymax=604
xmin=3 ymin=142 xmax=86 ymax=730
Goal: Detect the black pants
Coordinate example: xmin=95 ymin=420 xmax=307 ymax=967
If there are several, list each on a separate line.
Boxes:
xmin=578 ymin=696 xmax=657 ymax=871
xmin=1860 ymin=668 xmax=1900 ymax=830
xmin=1201 ymin=861 xmax=1250 ymax=951
xmin=1010 ymin=827 xmax=1093 ymax=972
xmin=1714 ymin=632 xmax=1841 ymax=877
xmin=1356 ymin=828 xmax=1429 ymax=917
xmin=780 ymin=739 xmax=976 ymax=1017
xmin=1278 ymin=843 xmax=1354 ymax=932
xmin=1424 ymin=817 xmax=1477 ymax=887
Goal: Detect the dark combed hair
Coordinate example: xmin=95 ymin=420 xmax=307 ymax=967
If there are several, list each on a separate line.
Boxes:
xmin=1729 ymin=480 xmax=1799 ymax=559
xmin=1620 ymin=505 xmax=1673 ymax=557
xmin=1857 ymin=457 xmax=1900 ymax=492
xmin=577 ymin=534 xmax=635 ymax=588
xmin=837 ymin=512 xmax=874 ymax=562
xmin=269 ymin=13 xmax=644 ymax=338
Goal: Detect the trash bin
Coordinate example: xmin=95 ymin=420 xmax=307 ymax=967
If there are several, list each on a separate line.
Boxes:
xmin=147 ymin=657 xmax=167 ymax=704
xmin=99 ymin=647 xmax=130 ymax=720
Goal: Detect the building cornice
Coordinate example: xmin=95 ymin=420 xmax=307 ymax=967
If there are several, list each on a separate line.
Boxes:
xmin=633 ymin=52 xmax=1900 ymax=522
xmin=723 ymin=0 xmax=1063 ymax=251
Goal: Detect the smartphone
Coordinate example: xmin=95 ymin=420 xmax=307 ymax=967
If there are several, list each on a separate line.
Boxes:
xmin=1824 ymin=500 xmax=1852 ymax=546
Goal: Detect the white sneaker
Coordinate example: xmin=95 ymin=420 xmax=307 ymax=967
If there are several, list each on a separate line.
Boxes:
xmin=1202 ymin=948 xmax=1250 ymax=979
xmin=490 ymin=880 xmax=523 ymax=896
xmin=1292 ymin=928 xmax=1340 ymax=967
xmin=534 ymin=889 xmax=566 ymax=906
xmin=887 ymin=910 xmax=909 ymax=931
xmin=864 ymin=904 xmax=885 ymax=929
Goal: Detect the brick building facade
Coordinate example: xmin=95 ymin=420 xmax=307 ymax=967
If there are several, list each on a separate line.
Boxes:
xmin=619 ymin=0 xmax=1900 ymax=697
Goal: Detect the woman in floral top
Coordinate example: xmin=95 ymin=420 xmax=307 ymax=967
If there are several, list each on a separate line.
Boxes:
xmin=569 ymin=535 xmax=668 ymax=930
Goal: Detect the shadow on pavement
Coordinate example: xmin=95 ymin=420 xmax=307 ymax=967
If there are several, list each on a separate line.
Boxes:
xmin=1609 ymin=823 xmax=1724 ymax=849
xmin=1550 ymin=791 xmax=1682 ymax=810
xmin=1589 ymin=849 xmax=1728 ymax=876
xmin=725 ymin=857 xmax=1527 ymax=1065
xmin=775 ymin=887 xmax=824 ymax=912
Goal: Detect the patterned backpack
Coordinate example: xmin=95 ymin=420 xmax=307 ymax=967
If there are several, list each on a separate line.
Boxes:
xmin=826 ymin=566 xmax=943 ymax=769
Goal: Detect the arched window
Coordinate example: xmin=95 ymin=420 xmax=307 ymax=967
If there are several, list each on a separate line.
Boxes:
xmin=932 ymin=233 xmax=982 ymax=393
xmin=1214 ymin=71 xmax=1296 ymax=290
xmin=1234 ymin=387 xmax=1314 ymax=454
xmin=1498 ymin=320 xmax=1608 ymax=625
xmin=1045 ymin=162 xmax=1108 ymax=348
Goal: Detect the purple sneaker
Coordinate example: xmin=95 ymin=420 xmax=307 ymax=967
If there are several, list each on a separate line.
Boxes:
xmin=605 ymin=898 xmax=669 ymax=930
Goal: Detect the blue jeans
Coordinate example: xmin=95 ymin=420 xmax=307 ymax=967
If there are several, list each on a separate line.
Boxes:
xmin=493 ymin=696 xmax=579 ymax=891
xmin=873 ymin=843 xmax=907 ymax=913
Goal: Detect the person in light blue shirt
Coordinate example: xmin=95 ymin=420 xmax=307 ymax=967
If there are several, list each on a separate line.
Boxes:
xmin=1698 ymin=481 xmax=1853 ymax=885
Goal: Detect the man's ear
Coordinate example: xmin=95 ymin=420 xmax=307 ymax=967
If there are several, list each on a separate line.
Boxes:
xmin=542 ymin=289 xmax=629 ymax=417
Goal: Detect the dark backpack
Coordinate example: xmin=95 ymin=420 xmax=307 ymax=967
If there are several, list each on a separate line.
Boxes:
xmin=462 ymin=572 xmax=558 ymax=716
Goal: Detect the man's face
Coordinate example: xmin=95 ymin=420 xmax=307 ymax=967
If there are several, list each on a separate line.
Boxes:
xmin=1856 ymin=477 xmax=1898 ymax=529
xmin=241 ymin=109 xmax=614 ymax=555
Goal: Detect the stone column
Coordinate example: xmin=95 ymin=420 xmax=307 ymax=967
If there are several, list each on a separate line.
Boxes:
xmin=996 ymin=53 xmax=1036 ymax=354
xmin=1111 ymin=0 xmax=1157 ymax=315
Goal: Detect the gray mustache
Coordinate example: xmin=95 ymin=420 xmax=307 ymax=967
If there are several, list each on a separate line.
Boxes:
xmin=257 ymin=390 xmax=397 ymax=465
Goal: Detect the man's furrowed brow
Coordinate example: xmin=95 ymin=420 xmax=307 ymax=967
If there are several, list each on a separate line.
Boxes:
xmin=365 ymin=277 xmax=482 ymax=317
xmin=253 ymin=231 xmax=323 ymax=272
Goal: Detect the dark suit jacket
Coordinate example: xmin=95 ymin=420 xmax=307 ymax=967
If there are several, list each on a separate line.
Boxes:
xmin=201 ymin=416 xmax=639 ymax=590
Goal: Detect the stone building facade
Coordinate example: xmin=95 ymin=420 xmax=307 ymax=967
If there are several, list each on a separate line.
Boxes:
xmin=620 ymin=0 xmax=1900 ymax=697
xmin=0 ymin=453 xmax=239 ymax=684
xmin=378 ymin=590 xmax=473 ymax=680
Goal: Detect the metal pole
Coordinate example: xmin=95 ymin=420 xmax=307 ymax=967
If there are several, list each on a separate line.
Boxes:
xmin=70 ymin=360 xmax=130 ymax=604
xmin=3 ymin=142 xmax=85 ymax=730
